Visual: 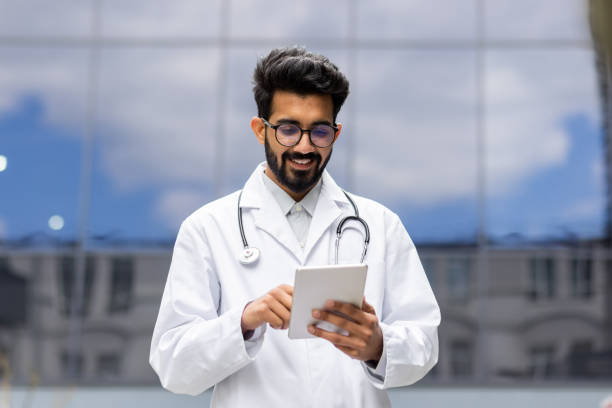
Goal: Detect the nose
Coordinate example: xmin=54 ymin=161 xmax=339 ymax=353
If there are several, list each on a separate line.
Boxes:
xmin=293 ymin=130 xmax=316 ymax=154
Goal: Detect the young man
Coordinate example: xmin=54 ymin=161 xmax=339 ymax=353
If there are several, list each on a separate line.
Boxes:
xmin=150 ymin=47 xmax=440 ymax=407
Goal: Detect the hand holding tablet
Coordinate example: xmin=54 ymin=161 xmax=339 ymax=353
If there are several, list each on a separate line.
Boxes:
xmin=288 ymin=264 xmax=368 ymax=339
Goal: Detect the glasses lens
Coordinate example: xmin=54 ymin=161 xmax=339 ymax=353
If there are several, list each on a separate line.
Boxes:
xmin=310 ymin=125 xmax=335 ymax=147
xmin=276 ymin=124 xmax=301 ymax=146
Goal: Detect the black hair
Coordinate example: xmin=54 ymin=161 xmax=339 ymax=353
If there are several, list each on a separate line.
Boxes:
xmin=252 ymin=46 xmax=350 ymax=122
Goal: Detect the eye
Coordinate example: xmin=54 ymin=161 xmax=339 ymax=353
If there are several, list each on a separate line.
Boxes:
xmin=278 ymin=124 xmax=300 ymax=136
xmin=311 ymin=125 xmax=333 ymax=139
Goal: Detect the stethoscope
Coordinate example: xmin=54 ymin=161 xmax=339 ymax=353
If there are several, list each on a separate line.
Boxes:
xmin=237 ymin=190 xmax=370 ymax=265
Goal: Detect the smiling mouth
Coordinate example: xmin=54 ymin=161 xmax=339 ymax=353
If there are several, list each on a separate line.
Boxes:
xmin=286 ymin=156 xmax=316 ymax=170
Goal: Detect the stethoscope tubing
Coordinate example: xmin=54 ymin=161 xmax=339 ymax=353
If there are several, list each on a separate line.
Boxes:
xmin=237 ymin=189 xmax=370 ymax=265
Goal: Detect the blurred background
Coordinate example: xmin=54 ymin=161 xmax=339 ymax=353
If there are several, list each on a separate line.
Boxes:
xmin=1 ymin=0 xmax=611 ymax=406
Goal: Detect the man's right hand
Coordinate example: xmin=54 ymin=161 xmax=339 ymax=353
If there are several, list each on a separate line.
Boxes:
xmin=241 ymin=284 xmax=293 ymax=335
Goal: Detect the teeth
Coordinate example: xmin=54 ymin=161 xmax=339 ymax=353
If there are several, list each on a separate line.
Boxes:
xmin=293 ymin=159 xmax=311 ymax=164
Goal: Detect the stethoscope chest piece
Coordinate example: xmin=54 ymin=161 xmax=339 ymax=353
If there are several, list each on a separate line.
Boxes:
xmin=238 ymin=246 xmax=260 ymax=265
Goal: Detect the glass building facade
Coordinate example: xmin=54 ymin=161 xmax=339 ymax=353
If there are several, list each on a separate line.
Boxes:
xmin=0 ymin=0 xmax=610 ymax=388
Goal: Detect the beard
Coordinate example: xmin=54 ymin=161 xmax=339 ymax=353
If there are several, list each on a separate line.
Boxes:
xmin=264 ymin=135 xmax=332 ymax=194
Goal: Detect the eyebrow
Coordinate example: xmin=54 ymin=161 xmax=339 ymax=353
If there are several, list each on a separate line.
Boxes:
xmin=275 ymin=118 xmax=334 ymax=127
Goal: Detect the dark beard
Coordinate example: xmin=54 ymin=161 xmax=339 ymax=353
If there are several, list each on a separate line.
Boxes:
xmin=264 ymin=135 xmax=332 ymax=194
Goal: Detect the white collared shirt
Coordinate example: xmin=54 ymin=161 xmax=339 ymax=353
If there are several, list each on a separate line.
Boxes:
xmin=261 ymin=168 xmax=322 ymax=250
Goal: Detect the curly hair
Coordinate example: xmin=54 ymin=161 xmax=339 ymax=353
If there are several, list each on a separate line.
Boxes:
xmin=252 ymin=46 xmax=350 ymax=122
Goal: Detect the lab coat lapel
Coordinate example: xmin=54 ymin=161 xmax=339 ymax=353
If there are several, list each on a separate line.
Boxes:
xmin=240 ymin=163 xmax=303 ymax=260
xmin=303 ymin=171 xmax=350 ymax=261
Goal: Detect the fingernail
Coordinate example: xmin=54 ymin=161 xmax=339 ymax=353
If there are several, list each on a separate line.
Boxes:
xmin=308 ymin=326 xmax=315 ymax=334
xmin=312 ymin=310 xmax=320 ymax=318
xmin=325 ymin=300 xmax=334 ymax=308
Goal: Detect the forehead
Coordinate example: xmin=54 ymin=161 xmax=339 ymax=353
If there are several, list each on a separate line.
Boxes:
xmin=269 ymin=90 xmax=334 ymax=123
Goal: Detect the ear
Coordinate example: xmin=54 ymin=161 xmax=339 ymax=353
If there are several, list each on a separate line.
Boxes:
xmin=251 ymin=117 xmax=265 ymax=145
xmin=333 ymin=123 xmax=342 ymax=143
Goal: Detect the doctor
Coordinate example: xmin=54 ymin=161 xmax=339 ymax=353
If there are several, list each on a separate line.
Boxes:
xmin=150 ymin=46 xmax=440 ymax=407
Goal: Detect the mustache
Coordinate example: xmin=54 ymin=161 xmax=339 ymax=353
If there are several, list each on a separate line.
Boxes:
xmin=283 ymin=151 xmax=321 ymax=162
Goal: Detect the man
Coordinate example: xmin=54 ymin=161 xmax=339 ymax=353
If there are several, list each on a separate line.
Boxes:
xmin=150 ymin=46 xmax=440 ymax=407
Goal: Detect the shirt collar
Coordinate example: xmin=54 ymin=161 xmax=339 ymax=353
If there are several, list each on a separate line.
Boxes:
xmin=261 ymin=167 xmax=322 ymax=216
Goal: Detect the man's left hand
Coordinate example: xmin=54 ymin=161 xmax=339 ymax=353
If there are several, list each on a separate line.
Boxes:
xmin=308 ymin=297 xmax=383 ymax=363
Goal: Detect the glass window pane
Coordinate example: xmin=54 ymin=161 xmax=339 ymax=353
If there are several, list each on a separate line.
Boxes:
xmin=229 ymin=0 xmax=349 ymax=40
xmin=0 ymin=49 xmax=88 ymax=243
xmin=354 ymin=50 xmax=478 ymax=243
xmin=485 ymin=49 xmax=604 ymax=241
xmin=447 ymin=258 xmax=472 ymax=302
xmin=109 ymin=257 xmax=133 ymax=313
xmin=57 ymin=255 xmax=95 ymax=316
xmin=529 ymin=345 xmax=556 ymax=378
xmin=571 ymin=258 xmax=593 ymax=298
xmin=357 ymin=0 xmax=477 ymax=40
xmin=89 ymin=49 xmax=219 ymax=243
xmin=0 ymin=0 xmax=92 ymax=36
xmin=101 ymin=0 xmax=221 ymax=38
xmin=450 ymin=339 xmax=474 ymax=378
xmin=485 ymin=0 xmax=589 ymax=41
xmin=528 ymin=258 xmax=555 ymax=300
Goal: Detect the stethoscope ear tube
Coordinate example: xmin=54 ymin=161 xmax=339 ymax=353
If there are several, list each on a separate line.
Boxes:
xmin=336 ymin=215 xmax=370 ymax=244
xmin=237 ymin=189 xmax=370 ymax=266
xmin=335 ymin=215 xmax=370 ymax=264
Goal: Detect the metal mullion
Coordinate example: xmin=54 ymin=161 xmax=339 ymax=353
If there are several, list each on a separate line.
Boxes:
xmin=66 ymin=0 xmax=100 ymax=382
xmin=0 ymin=36 xmax=592 ymax=50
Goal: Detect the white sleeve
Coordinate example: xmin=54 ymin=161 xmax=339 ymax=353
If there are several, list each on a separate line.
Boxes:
xmin=361 ymin=339 xmax=387 ymax=383
xmin=364 ymin=213 xmax=440 ymax=389
xmin=149 ymin=217 xmax=264 ymax=396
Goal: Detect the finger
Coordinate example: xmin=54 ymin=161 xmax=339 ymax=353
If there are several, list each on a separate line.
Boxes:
xmin=362 ymin=298 xmax=376 ymax=315
xmin=324 ymin=300 xmax=369 ymax=325
xmin=262 ymin=308 xmax=284 ymax=329
xmin=266 ymin=297 xmax=291 ymax=329
xmin=270 ymin=287 xmax=293 ymax=311
xmin=335 ymin=344 xmax=361 ymax=359
xmin=278 ymin=284 xmax=294 ymax=296
xmin=308 ymin=325 xmax=367 ymax=350
xmin=312 ymin=310 xmax=370 ymax=339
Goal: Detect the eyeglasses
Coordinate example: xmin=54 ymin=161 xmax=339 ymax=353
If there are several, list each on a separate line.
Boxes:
xmin=261 ymin=118 xmax=338 ymax=148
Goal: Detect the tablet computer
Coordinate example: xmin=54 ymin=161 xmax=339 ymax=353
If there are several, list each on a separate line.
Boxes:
xmin=288 ymin=263 xmax=368 ymax=339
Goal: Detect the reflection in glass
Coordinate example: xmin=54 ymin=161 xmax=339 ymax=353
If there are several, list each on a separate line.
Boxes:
xmin=528 ymin=258 xmax=555 ymax=301
xmin=485 ymin=0 xmax=588 ymax=41
xmin=570 ymin=258 xmax=593 ymax=298
xmin=109 ymin=257 xmax=133 ymax=313
xmin=1 ymin=0 xmax=609 ymax=391
xmin=485 ymin=49 xmax=603 ymax=241
xmin=447 ymin=258 xmax=471 ymax=302
xmin=355 ymin=50 xmax=478 ymax=242
xmin=57 ymin=255 xmax=95 ymax=317
xmin=90 ymin=49 xmax=219 ymax=242
xmin=450 ymin=339 xmax=474 ymax=378
xmin=357 ymin=0 xmax=476 ymax=40
xmin=100 ymin=0 xmax=221 ymax=38
xmin=529 ymin=345 xmax=556 ymax=378
xmin=229 ymin=0 xmax=348 ymax=39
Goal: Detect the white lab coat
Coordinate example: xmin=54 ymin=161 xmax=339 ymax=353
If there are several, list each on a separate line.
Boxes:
xmin=150 ymin=163 xmax=440 ymax=408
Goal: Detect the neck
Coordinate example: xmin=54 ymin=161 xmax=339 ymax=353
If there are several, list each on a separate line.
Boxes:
xmin=264 ymin=167 xmax=312 ymax=202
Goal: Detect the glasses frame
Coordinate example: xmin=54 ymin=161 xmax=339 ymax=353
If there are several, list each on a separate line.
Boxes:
xmin=261 ymin=118 xmax=339 ymax=148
